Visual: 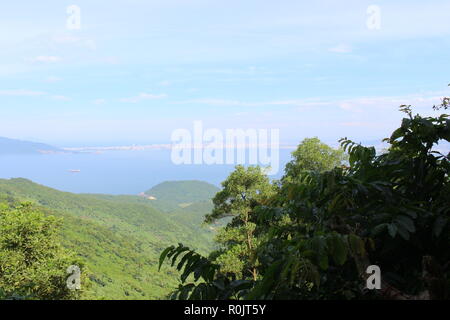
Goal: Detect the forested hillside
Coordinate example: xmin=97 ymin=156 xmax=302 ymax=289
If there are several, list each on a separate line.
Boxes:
xmin=145 ymin=180 xmax=219 ymax=206
xmin=0 ymin=179 xmax=216 ymax=299
xmin=88 ymin=180 xmax=219 ymax=232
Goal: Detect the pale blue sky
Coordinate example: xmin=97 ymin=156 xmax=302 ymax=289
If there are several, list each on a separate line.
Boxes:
xmin=1 ymin=0 xmax=450 ymax=146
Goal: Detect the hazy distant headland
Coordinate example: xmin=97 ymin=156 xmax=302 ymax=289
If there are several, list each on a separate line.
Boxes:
xmin=0 ymin=137 xmax=67 ymax=155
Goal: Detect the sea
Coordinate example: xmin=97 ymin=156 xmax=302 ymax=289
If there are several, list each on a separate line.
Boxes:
xmin=0 ymin=149 xmax=294 ymax=195
xmin=3 ymin=139 xmax=447 ymax=195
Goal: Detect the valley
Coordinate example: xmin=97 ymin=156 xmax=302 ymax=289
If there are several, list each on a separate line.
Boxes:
xmin=0 ymin=178 xmax=219 ymax=299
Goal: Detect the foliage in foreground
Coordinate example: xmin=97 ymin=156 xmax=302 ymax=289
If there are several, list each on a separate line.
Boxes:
xmin=160 ymin=100 xmax=450 ymax=300
xmin=0 ymin=201 xmax=87 ymax=300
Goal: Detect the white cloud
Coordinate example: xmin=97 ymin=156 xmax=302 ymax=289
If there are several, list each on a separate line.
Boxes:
xmin=52 ymin=95 xmax=71 ymax=101
xmin=339 ymin=102 xmax=361 ymax=112
xmin=120 ymin=93 xmax=168 ymax=103
xmin=183 ymin=98 xmax=253 ymax=106
xmin=334 ymin=95 xmax=443 ymax=113
xmin=179 ymin=92 xmax=445 ymax=114
xmin=29 ymin=56 xmax=62 ymax=63
xmin=179 ymin=98 xmax=331 ymax=108
xmin=102 ymin=57 xmax=120 ymax=65
xmin=52 ymin=34 xmax=96 ymax=50
xmin=339 ymin=121 xmax=380 ymax=127
xmin=44 ymin=76 xmax=63 ymax=83
xmin=328 ymin=44 xmax=352 ymax=54
xmin=0 ymin=89 xmax=74 ymax=102
xmin=0 ymin=89 xmax=46 ymax=96
xmin=92 ymin=98 xmax=106 ymax=105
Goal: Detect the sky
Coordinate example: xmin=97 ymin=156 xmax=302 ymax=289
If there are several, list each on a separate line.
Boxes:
xmin=1 ymin=0 xmax=450 ymax=147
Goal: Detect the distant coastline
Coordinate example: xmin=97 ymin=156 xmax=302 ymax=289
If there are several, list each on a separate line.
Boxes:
xmin=0 ymin=136 xmax=66 ymax=155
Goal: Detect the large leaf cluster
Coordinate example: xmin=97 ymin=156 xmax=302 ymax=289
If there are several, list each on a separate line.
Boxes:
xmin=160 ymin=106 xmax=450 ymax=300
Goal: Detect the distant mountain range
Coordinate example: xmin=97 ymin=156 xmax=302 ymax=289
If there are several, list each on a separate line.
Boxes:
xmin=0 ymin=137 xmax=62 ymax=155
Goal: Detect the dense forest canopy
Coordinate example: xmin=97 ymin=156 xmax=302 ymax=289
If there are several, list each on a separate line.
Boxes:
xmin=0 ymin=180 xmax=216 ymax=299
xmin=0 ymin=201 xmax=86 ymax=300
xmin=160 ymin=102 xmax=450 ymax=300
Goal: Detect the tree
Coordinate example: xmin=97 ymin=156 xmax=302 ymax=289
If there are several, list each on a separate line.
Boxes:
xmin=284 ymin=137 xmax=346 ymax=180
xmin=0 ymin=202 xmax=87 ymax=300
xmin=205 ymin=165 xmax=276 ymax=280
xmin=433 ymin=84 xmax=449 ymax=110
xmin=160 ymin=93 xmax=450 ymax=300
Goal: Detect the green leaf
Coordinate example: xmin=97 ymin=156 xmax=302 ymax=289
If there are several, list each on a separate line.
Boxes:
xmin=390 ymin=128 xmax=404 ymax=141
xmin=318 ymin=253 xmax=329 ymax=270
xmin=397 ymin=226 xmax=410 ymax=241
xmin=348 ymin=234 xmax=366 ymax=256
xmin=372 ymin=223 xmax=388 ymax=236
xmin=246 ymin=260 xmax=283 ymax=299
xmin=177 ymin=251 xmax=194 ymax=271
xmin=388 ymin=223 xmax=397 ymax=238
xmin=433 ymin=216 xmax=448 ymax=238
xmin=171 ymin=246 xmax=190 ymax=267
xmin=328 ymin=235 xmax=347 ymax=266
xmin=395 ymin=215 xmax=415 ymax=233
xmin=159 ymin=246 xmax=174 ymax=271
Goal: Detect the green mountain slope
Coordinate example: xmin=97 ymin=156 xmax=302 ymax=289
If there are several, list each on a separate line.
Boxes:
xmin=145 ymin=180 xmax=219 ymax=205
xmin=0 ymin=178 xmax=217 ymax=299
xmin=0 ymin=137 xmax=61 ymax=155
xmin=141 ymin=180 xmax=220 ymax=228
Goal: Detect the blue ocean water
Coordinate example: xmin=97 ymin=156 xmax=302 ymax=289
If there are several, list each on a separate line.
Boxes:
xmin=0 ymin=149 xmax=293 ymax=195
